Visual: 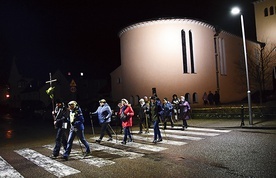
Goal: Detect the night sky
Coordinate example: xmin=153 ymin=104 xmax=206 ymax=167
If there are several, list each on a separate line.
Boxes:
xmin=0 ymin=0 xmax=256 ymax=85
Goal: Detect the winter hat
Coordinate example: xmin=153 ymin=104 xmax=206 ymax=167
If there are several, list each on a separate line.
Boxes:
xmin=121 ymin=98 xmax=129 ymax=104
xmin=99 ymin=99 xmax=106 ymax=103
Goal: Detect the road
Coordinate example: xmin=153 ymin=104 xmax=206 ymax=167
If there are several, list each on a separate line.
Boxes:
xmin=0 ymin=113 xmax=276 ymax=178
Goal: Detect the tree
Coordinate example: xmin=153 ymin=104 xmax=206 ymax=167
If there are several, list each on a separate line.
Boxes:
xmin=247 ymin=43 xmax=276 ymax=104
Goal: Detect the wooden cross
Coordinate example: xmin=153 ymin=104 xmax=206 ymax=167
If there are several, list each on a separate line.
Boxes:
xmin=45 ymin=73 xmax=57 ymax=87
xmin=45 ymin=73 xmax=57 ymax=112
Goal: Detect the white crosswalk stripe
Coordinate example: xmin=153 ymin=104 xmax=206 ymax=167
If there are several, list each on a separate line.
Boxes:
xmin=15 ymin=148 xmax=80 ymax=177
xmin=0 ymin=156 xmax=24 ymax=178
xmin=132 ymin=131 xmax=204 ymax=141
xmin=43 ymin=144 xmax=115 ymax=167
xmin=1 ymin=127 xmax=231 ymax=177
xmin=109 ymin=139 xmax=168 ymax=151
xmin=115 ymin=134 xmax=188 ymax=146
xmin=75 ymin=141 xmax=145 ymax=159
xmin=149 ymin=128 xmax=220 ymax=136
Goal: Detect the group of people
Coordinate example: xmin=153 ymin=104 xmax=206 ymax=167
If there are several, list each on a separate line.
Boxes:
xmin=50 ymin=100 xmax=91 ymax=161
xmin=50 ymin=94 xmax=191 ymax=160
xmin=137 ymin=94 xmax=192 ymax=143
xmin=92 ymin=98 xmax=134 ymax=145
xmin=202 ymin=91 xmax=220 ymax=105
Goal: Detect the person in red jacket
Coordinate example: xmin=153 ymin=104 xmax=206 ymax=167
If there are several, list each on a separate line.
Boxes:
xmin=119 ymin=98 xmax=134 ymax=144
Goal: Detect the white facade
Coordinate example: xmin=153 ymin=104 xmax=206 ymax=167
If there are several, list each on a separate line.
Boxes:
xmin=111 ymin=18 xmax=259 ymax=105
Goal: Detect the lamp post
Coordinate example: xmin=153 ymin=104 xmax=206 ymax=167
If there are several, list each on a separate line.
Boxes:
xmin=231 ymin=7 xmax=253 ymax=125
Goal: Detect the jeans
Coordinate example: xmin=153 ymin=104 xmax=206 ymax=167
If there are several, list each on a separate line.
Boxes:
xmin=63 ymin=127 xmax=90 ymax=157
xmin=53 ymin=128 xmax=67 ymax=156
xmin=123 ymin=126 xmax=132 ymax=142
xmin=153 ymin=120 xmax=162 ymax=140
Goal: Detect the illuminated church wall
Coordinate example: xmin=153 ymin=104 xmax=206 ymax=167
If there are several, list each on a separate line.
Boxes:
xmin=111 ymin=18 xmax=257 ymax=105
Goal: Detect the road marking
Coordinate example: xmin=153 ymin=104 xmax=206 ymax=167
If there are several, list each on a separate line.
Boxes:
xmin=99 ymin=139 xmax=167 ymax=152
xmin=174 ymin=126 xmax=232 ymax=133
xmin=15 ymin=148 xmax=80 ymax=177
xmin=76 ymin=141 xmax=145 ymax=159
xmin=0 ymin=156 xmax=24 ymax=178
xmin=133 ymin=131 xmax=204 ymax=141
xmin=149 ymin=128 xmax=220 ymax=136
xmin=43 ymin=144 xmax=115 ymax=167
xmin=160 ymin=126 xmax=231 ymax=133
xmin=117 ymin=135 xmax=187 ymax=146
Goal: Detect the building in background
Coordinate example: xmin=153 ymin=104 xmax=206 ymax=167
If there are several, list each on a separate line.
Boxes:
xmin=111 ymin=0 xmax=276 ymax=106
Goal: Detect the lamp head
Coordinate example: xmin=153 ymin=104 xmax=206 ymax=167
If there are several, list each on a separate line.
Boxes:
xmin=231 ymin=7 xmax=241 ymax=15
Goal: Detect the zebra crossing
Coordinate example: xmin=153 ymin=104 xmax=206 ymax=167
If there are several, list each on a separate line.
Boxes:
xmin=0 ymin=127 xmax=231 ymax=177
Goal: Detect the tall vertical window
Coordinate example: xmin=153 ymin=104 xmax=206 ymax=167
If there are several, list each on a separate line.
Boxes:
xmin=218 ymin=38 xmax=227 ymax=75
xmin=270 ymin=6 xmax=274 ymax=15
xmin=264 ymin=8 xmax=268 ymax=16
xmin=189 ymin=30 xmax=195 ymax=73
xmin=181 ymin=30 xmax=188 ymax=73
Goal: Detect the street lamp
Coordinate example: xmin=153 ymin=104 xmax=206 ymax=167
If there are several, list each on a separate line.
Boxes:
xmin=231 ymin=7 xmax=253 ymax=125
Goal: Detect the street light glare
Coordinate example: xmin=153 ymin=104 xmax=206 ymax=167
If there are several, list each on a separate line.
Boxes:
xmin=231 ymin=7 xmax=241 ymax=15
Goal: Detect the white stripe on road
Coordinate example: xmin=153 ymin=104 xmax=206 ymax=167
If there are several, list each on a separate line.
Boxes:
xmin=43 ymin=144 xmax=115 ymax=167
xmin=117 ymin=135 xmax=187 ymax=146
xmin=79 ymin=141 xmax=145 ymax=159
xmin=0 ymin=156 xmax=24 ymax=178
xmin=149 ymin=128 xmax=220 ymax=136
xmin=133 ymin=131 xmax=203 ymax=141
xmin=168 ymin=126 xmax=232 ymax=133
xmin=186 ymin=127 xmax=231 ymax=133
xmin=110 ymin=139 xmax=167 ymax=152
xmin=15 ymin=148 xmax=80 ymax=177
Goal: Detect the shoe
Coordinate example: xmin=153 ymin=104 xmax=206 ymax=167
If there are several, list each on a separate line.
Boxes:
xmin=49 ymin=154 xmax=58 ymax=159
xmin=157 ymin=138 xmax=162 ymax=142
xmin=121 ymin=141 xmax=126 ymax=145
xmin=138 ymin=131 xmax=142 ymax=134
xmin=63 ymin=155 xmax=68 ymax=161
xmin=95 ymin=139 xmax=101 ymax=143
xmin=152 ymin=140 xmax=157 ymax=144
xmin=128 ymin=139 xmax=133 ymax=142
xmin=107 ymin=137 xmax=113 ymax=141
xmin=83 ymin=151 xmax=91 ymax=157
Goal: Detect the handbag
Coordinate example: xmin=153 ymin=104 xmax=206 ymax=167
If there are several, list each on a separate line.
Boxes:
xmin=120 ymin=112 xmax=129 ymax=122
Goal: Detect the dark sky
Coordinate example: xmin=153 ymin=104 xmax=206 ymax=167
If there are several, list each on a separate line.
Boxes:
xmin=0 ymin=0 xmax=256 ymax=85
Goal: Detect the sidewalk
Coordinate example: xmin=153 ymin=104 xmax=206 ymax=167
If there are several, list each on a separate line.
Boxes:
xmin=164 ymin=118 xmax=276 ymax=130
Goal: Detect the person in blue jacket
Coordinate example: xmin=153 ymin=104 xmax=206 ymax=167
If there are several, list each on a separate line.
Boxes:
xmin=63 ymin=101 xmax=91 ymax=160
xmin=92 ymin=99 xmax=113 ymax=144
xmin=162 ymin=97 xmax=174 ymax=129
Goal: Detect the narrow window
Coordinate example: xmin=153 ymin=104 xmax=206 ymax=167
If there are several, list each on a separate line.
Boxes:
xmin=264 ymin=8 xmax=268 ymax=16
xmin=219 ymin=38 xmax=227 ymax=75
xmin=270 ymin=6 xmax=274 ymax=15
xmin=185 ymin=93 xmax=190 ymax=103
xmin=181 ymin=30 xmax=188 ymax=73
xmin=192 ymin=92 xmax=198 ymax=103
xmin=189 ymin=30 xmax=195 ymax=73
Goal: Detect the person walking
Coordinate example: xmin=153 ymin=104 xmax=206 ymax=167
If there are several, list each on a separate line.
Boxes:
xmin=137 ymin=98 xmax=147 ymax=134
xmin=119 ymin=99 xmax=134 ymax=144
xmin=149 ymin=96 xmax=163 ymax=143
xmin=179 ymin=96 xmax=191 ymax=130
xmin=162 ymin=97 xmax=174 ymax=129
xmin=63 ymin=101 xmax=91 ymax=161
xmin=50 ymin=100 xmax=69 ymax=158
xmin=171 ymin=94 xmax=180 ymax=121
xmin=92 ymin=99 xmax=113 ymax=144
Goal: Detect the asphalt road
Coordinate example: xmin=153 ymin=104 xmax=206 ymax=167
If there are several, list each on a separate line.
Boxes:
xmin=1 ymin=114 xmax=276 ymax=178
